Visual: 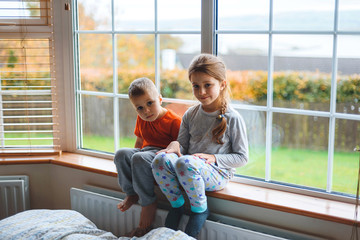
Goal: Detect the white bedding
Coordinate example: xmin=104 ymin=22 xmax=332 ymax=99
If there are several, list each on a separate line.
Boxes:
xmin=0 ymin=210 xmax=195 ymax=240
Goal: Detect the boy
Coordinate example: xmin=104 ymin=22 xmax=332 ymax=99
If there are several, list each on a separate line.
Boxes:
xmin=114 ymin=77 xmax=181 ymax=237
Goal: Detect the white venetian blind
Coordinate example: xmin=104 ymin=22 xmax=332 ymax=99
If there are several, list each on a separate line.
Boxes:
xmin=0 ymin=0 xmax=60 ymax=156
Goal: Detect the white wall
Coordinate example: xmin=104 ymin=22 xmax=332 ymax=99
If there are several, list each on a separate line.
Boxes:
xmin=0 ymin=163 xmax=354 ymax=240
xmin=43 ymin=1 xmax=357 ymax=238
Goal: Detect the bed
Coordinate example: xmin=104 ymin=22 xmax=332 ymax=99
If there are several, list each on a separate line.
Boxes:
xmin=0 ymin=209 xmax=195 ymax=240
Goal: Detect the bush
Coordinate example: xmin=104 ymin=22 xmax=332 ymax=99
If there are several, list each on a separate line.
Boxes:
xmin=74 ymin=67 xmax=360 ymax=104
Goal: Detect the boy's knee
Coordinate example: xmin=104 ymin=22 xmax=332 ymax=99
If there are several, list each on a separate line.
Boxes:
xmin=131 ymin=152 xmax=146 ymax=165
xmin=114 ymin=148 xmax=127 ymax=163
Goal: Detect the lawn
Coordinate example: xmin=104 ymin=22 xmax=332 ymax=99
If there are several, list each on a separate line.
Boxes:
xmin=237 ymin=147 xmax=358 ymax=195
xmin=5 ymin=133 xmax=358 ymax=196
xmin=82 ymin=134 xmax=358 ymax=196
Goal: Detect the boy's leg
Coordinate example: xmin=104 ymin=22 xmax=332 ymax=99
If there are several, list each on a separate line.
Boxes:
xmin=114 ymin=148 xmax=140 ymax=211
xmin=130 ymin=148 xmax=161 ymax=232
xmin=152 ymin=153 xmax=185 ymax=230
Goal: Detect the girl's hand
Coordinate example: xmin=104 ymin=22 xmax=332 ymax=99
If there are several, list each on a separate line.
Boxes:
xmin=192 ymin=153 xmax=216 ymax=164
xmin=157 ymin=141 xmax=182 ymax=156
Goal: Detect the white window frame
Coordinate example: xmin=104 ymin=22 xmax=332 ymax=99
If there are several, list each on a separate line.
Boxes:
xmin=65 ymin=0 xmax=360 ymax=203
xmin=0 ymin=0 xmax=60 ymax=153
xmin=213 ymin=0 xmax=360 ymax=203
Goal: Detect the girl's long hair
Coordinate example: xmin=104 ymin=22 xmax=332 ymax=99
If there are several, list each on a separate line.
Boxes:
xmin=188 ymin=54 xmax=231 ymax=144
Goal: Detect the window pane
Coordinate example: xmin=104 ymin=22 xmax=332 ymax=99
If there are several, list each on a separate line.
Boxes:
xmin=336 ymin=35 xmax=360 ymax=115
xmin=0 ymin=39 xmax=55 ymax=149
xmin=333 ymin=119 xmax=359 ymax=195
xmin=0 ymin=0 xmax=49 ymax=26
xmin=218 ymin=0 xmax=269 ymax=30
xmin=158 ymin=0 xmax=200 ymax=31
xmin=0 ymin=1 xmax=40 ymax=18
xmin=338 ymin=0 xmax=360 ymax=31
xmin=77 ymin=0 xmax=111 ymax=31
xmin=236 ymin=109 xmax=266 ymax=179
xmin=81 ymin=95 xmax=114 ymax=153
xmin=273 ymin=0 xmax=335 ymax=31
xmin=2 ymin=94 xmax=53 ymax=147
xmin=218 ymin=34 xmax=268 ymax=106
xmin=160 ymin=34 xmax=200 ymax=99
xmin=117 ymin=34 xmax=155 ymax=94
xmin=272 ymin=113 xmax=328 ymax=190
xmin=273 ymin=35 xmax=333 ymax=111
xmin=118 ymin=98 xmax=137 ymax=149
xmin=79 ymin=34 xmax=113 ymax=92
xmin=114 ymin=0 xmax=154 ymax=31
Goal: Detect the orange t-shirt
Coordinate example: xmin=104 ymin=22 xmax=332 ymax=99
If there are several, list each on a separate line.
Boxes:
xmin=134 ymin=109 xmax=181 ymax=149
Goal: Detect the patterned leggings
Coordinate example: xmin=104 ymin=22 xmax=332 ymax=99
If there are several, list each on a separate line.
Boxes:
xmin=151 ymin=153 xmax=230 ymax=213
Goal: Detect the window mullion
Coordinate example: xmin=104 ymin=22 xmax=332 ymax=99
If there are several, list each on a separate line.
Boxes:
xmin=327 ymin=0 xmax=340 ymax=193
xmin=111 ymin=0 xmax=119 ymax=152
xmin=154 ymin=0 xmax=160 ymax=92
xmin=201 ymin=0 xmax=214 ymax=54
xmin=73 ymin=0 xmax=83 ymax=150
xmin=265 ymin=0 xmax=275 ymax=182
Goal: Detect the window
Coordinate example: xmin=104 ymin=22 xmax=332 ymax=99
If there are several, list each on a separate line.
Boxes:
xmin=74 ymin=0 xmax=200 ymax=153
xmin=216 ymin=0 xmax=360 ymax=196
xmin=73 ymin=0 xmax=360 ymax=198
xmin=0 ymin=0 xmax=59 ymax=155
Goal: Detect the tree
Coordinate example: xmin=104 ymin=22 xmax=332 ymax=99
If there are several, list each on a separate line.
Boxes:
xmin=7 ymin=50 xmax=17 ymax=68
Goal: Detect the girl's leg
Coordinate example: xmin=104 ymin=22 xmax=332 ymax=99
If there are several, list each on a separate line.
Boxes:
xmin=152 ymin=153 xmax=185 ymax=208
xmin=152 ymin=153 xmax=184 ymax=230
xmin=174 ymin=155 xmax=229 ymax=237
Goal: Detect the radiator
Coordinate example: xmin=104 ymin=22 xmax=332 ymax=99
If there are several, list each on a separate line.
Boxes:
xmin=70 ymin=187 xmax=287 ymax=240
xmin=0 ymin=175 xmax=30 ymax=220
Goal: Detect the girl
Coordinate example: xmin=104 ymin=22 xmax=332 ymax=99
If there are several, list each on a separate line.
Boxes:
xmin=151 ymin=53 xmax=249 ymax=238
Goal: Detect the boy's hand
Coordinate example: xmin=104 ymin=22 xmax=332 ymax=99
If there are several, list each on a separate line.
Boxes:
xmin=157 ymin=141 xmax=182 ymax=156
xmin=192 ymin=153 xmax=216 ymax=164
xmin=134 ymin=137 xmax=143 ymax=149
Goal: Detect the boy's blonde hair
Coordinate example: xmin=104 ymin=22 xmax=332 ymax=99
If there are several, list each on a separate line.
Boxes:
xmin=188 ymin=53 xmax=231 ymax=144
xmin=128 ymin=77 xmax=158 ymax=98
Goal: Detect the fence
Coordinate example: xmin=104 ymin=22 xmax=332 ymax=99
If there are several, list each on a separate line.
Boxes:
xmin=79 ymin=98 xmax=358 ymax=152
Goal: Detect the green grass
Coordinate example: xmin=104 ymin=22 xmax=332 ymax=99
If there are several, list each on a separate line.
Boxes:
xmin=82 ymin=135 xmax=135 ymax=153
xmin=237 ymin=147 xmax=358 ymax=195
xmin=4 ymin=133 xmax=54 ymax=146
xmin=5 ymin=133 xmax=358 ymax=196
xmin=81 ymin=134 xmax=358 ymax=195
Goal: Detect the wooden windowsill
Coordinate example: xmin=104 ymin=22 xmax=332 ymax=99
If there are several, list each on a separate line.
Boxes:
xmin=0 ymin=151 xmax=357 ymax=226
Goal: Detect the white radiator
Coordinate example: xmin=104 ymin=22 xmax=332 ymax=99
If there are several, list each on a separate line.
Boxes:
xmin=70 ymin=187 xmax=287 ymax=240
xmin=0 ymin=175 xmax=30 ymax=220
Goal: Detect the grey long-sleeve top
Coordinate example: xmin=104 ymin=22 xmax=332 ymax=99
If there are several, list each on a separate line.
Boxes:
xmin=177 ymin=104 xmax=249 ymax=178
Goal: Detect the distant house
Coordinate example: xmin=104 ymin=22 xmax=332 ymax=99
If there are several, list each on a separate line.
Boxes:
xmin=177 ymin=53 xmax=360 ymax=75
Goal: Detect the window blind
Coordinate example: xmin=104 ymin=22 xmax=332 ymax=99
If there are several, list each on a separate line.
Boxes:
xmin=0 ymin=0 xmax=60 ymax=156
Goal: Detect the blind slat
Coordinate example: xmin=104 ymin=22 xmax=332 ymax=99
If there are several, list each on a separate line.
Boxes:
xmin=1 ymin=108 xmax=54 ymax=110
xmin=1 ymin=79 xmax=54 ymax=80
xmin=1 ymin=123 xmax=55 ymax=126
xmin=2 ymin=145 xmax=58 ymax=148
xmin=2 ymin=101 xmax=54 ymax=103
xmin=0 ymin=130 xmax=58 ymax=133
xmin=4 ymin=138 xmax=57 ymax=140
xmin=3 ymin=115 xmax=54 ymax=118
